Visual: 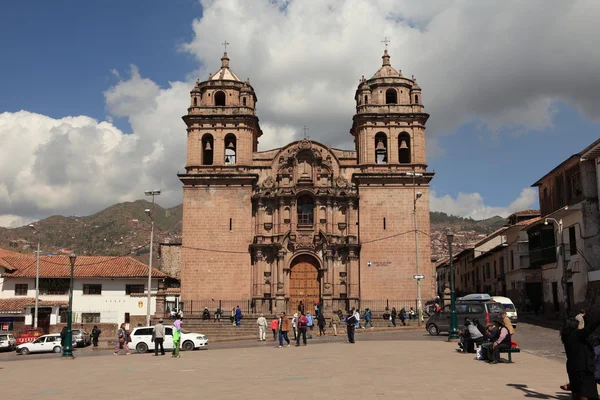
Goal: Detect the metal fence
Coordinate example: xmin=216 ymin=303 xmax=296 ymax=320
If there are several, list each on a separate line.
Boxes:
xmin=359 ymin=300 xmax=419 ymax=314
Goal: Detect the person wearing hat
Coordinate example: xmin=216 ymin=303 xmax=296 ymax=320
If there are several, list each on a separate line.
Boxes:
xmin=154 ymin=318 xmax=165 ymax=356
xmin=488 ymin=320 xmax=512 ymax=364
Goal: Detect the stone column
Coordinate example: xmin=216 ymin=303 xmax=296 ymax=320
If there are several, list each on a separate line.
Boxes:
xmin=326 ymin=199 xmax=333 ymax=235
xmin=347 ymin=199 xmax=355 ymax=236
xmin=257 ymin=200 xmax=264 ymax=235
xmin=347 ymin=250 xmax=358 ymax=299
xmin=154 ymin=279 xmax=166 ymax=318
xmin=275 ymin=251 xmax=286 ymax=312
xmin=322 ymin=250 xmax=334 ymax=315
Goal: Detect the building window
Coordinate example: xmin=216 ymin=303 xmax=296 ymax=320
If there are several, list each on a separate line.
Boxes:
xmin=499 ymin=256 xmax=505 ymax=274
xmin=555 ymin=174 xmax=566 ymax=209
xmin=485 ymin=264 xmax=490 ymax=279
xmin=193 ymin=97 xmax=197 ymax=106
xmin=214 ymin=91 xmax=226 ymax=106
xmin=398 ymin=133 xmax=411 ymax=163
xmin=201 ymin=134 xmax=214 ymax=165
xmin=519 ymin=255 xmax=529 ymax=267
xmin=364 ymin=95 xmax=368 ymax=104
xmin=385 ymin=88 xmax=397 ymax=104
xmin=415 ymin=94 xmax=419 ymax=104
xmin=81 ymin=313 xmax=101 ymax=323
xmin=83 ymin=284 xmax=102 ymax=295
xmin=15 ymin=284 xmax=28 ymax=296
xmin=224 ymin=133 xmax=237 ymax=165
xmin=375 ymin=132 xmax=387 ymax=164
xmin=0 ymin=319 xmax=14 ymax=331
xmin=39 ymin=278 xmax=70 ymax=295
xmin=297 ymin=195 xmax=314 ymax=225
xmin=242 ymin=97 xmax=247 ymax=106
xmin=126 ymin=284 xmax=145 ymax=295
xmin=510 ymin=250 xmax=514 ymax=271
xmin=569 ymin=226 xmax=577 ymax=256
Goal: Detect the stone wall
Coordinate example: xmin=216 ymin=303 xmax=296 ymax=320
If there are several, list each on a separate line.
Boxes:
xmin=159 ymin=243 xmax=182 ymax=278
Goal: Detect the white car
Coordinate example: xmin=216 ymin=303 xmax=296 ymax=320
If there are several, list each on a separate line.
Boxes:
xmin=0 ymin=334 xmax=16 ymax=351
xmin=16 ymin=334 xmax=63 ymax=355
xmin=129 ymin=325 xmax=208 ymax=353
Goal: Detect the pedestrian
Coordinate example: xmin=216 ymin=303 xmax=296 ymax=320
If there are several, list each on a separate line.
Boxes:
xmin=502 ymin=312 xmax=515 ymax=336
xmin=235 ymin=305 xmax=242 ymax=326
xmin=409 ymin=307 xmax=416 ymax=320
xmin=114 ymin=323 xmax=131 ymax=355
xmin=298 ymin=301 xmax=305 ymax=314
xmin=91 ymin=325 xmax=101 ymax=347
xmin=292 ymin=313 xmax=298 ymax=340
xmin=202 ymin=307 xmax=210 ymax=321
xmin=383 ymin=306 xmax=390 ymax=321
xmin=230 ymin=307 xmax=236 ymax=326
xmin=153 ymin=318 xmax=165 ymax=356
xmin=559 ymin=316 xmax=600 ymax=398
xmin=488 ymin=320 xmax=512 ymax=364
xmin=214 ymin=307 xmax=222 ymax=322
xmin=172 ymin=316 xmax=182 ymax=358
xmin=318 ymin=313 xmax=326 ymax=336
xmin=60 ymin=326 xmax=67 ymax=347
xmin=391 ymin=307 xmax=397 ymax=327
xmin=270 ymin=316 xmax=279 ymax=341
xmin=332 ymin=310 xmax=341 ymax=336
xmin=315 ymin=302 xmax=321 ymax=318
xmin=306 ymin=312 xmax=314 ymax=339
xmin=277 ymin=312 xmax=291 ymax=348
xmin=576 ymin=310 xmax=586 ymax=330
xmin=399 ymin=308 xmax=407 ymax=326
xmin=362 ymin=308 xmax=373 ymax=329
xmin=256 ymin=314 xmax=268 ymax=341
xmin=345 ymin=310 xmax=357 ymax=344
xmin=353 ymin=308 xmax=361 ymax=330
xmin=296 ymin=312 xmax=308 ymax=346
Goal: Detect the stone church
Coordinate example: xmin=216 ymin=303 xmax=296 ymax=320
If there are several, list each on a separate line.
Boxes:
xmin=178 ymin=50 xmax=435 ymax=314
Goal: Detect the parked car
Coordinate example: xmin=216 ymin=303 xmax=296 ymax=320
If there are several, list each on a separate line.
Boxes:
xmin=72 ymin=329 xmax=91 ymax=347
xmin=16 ymin=334 xmax=63 ymax=355
xmin=0 ymin=333 xmax=16 ymax=351
xmin=15 ymin=328 xmax=44 ymax=344
xmin=129 ymin=326 xmax=208 ymax=353
xmin=425 ymin=294 xmax=505 ymax=336
xmin=492 ymin=296 xmax=518 ymax=327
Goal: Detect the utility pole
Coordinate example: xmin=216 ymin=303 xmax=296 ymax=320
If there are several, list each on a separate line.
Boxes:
xmin=28 ymin=225 xmax=40 ymax=329
xmin=145 ymin=190 xmax=161 ymax=326
xmin=407 ymin=172 xmax=424 ymax=326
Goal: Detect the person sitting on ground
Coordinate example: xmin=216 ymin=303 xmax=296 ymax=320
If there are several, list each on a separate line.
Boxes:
xmin=202 ymin=307 xmax=210 ymax=321
xmin=214 ymin=308 xmax=222 ymax=322
xmin=399 ymin=308 xmax=407 ymax=326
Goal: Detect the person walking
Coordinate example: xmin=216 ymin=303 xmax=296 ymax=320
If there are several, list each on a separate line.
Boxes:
xmin=230 ymin=307 xmax=236 ymax=326
xmin=270 ymin=316 xmax=279 ymax=341
xmin=576 ymin=310 xmax=586 ymax=330
xmin=353 ymin=308 xmax=360 ymax=330
xmin=362 ymin=308 xmax=373 ymax=329
xmin=298 ymin=301 xmax=305 ymax=314
xmin=317 ymin=313 xmax=326 ymax=336
xmin=256 ymin=314 xmax=268 ymax=341
xmin=114 ymin=323 xmax=131 ymax=355
xmin=154 ymin=318 xmax=165 ymax=356
xmin=235 ymin=306 xmax=242 ymax=326
xmin=560 ymin=316 xmax=600 ymax=399
xmin=306 ymin=312 xmax=314 ymax=339
xmin=346 ymin=310 xmax=358 ymax=344
xmin=172 ymin=316 xmax=182 ymax=358
xmin=277 ymin=312 xmax=291 ymax=348
xmin=391 ymin=307 xmax=397 ymax=327
xmin=292 ymin=313 xmax=298 ymax=340
xmin=91 ymin=325 xmax=101 ymax=347
xmin=296 ymin=312 xmax=308 ymax=346
xmin=332 ymin=310 xmax=341 ymax=336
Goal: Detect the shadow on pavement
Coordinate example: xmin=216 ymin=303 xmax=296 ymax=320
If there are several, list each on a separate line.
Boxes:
xmin=520 ymin=314 xmax=563 ymax=331
xmin=507 ymin=383 xmax=570 ymax=399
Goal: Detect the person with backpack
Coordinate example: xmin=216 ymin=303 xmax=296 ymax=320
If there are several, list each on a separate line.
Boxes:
xmin=114 ymin=323 xmax=131 ymax=355
xmin=91 ymin=325 xmax=101 ymax=347
xmin=296 ymin=312 xmax=308 ymax=346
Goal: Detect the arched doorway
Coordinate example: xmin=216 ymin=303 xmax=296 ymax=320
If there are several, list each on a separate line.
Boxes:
xmin=289 ymin=255 xmax=320 ymax=314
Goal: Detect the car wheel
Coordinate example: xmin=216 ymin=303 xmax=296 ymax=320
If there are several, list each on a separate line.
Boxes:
xmin=182 ymin=341 xmax=195 ymax=351
xmin=53 ymin=346 xmax=61 ymax=353
xmin=427 ymin=324 xmax=439 ymax=336
xmin=136 ymin=342 xmax=148 ymax=353
xmin=20 ymin=347 xmax=30 ymax=355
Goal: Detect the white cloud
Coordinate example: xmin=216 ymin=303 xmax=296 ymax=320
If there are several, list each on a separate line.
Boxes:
xmin=431 ymin=188 xmax=538 ymax=220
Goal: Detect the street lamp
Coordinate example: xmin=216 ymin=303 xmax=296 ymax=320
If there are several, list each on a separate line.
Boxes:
xmin=447 ymin=232 xmax=459 ymax=341
xmin=144 ymin=190 xmax=160 ymax=326
xmin=62 ymin=253 xmax=77 ymax=359
xmin=407 ymin=171 xmax=424 ymax=326
xmin=28 ymin=224 xmax=41 ymax=329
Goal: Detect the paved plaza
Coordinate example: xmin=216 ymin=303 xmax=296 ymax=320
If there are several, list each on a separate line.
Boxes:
xmin=1 ymin=331 xmax=571 ymax=400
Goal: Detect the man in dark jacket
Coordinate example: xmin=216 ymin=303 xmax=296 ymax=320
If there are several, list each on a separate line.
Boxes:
xmin=346 ymin=311 xmax=358 ymax=344
xmin=489 ymin=320 xmax=512 ymax=364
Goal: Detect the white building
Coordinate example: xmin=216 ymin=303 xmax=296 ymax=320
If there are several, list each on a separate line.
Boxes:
xmin=0 ymin=252 xmax=171 ymax=334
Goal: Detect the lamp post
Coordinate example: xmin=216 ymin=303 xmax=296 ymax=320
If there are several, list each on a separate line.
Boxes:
xmin=145 ymin=190 xmax=161 ymax=326
xmin=62 ymin=253 xmax=77 ymax=359
xmin=28 ymin=225 xmax=41 ymax=329
xmin=546 ymin=218 xmax=565 ymax=318
xmin=447 ymin=232 xmax=459 ymax=341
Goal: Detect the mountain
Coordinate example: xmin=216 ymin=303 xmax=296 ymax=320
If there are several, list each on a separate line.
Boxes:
xmin=0 ymin=203 xmax=506 ymax=266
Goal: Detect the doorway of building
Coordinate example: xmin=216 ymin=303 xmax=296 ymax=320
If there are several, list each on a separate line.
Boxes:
xmin=525 ymin=282 xmax=543 ymax=313
xmin=289 ymin=256 xmax=320 ymax=315
xmin=38 ymin=307 xmax=52 ymax=333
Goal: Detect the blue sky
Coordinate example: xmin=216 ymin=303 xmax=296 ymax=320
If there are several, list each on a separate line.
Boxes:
xmin=1 ymin=0 xmax=599 ymax=226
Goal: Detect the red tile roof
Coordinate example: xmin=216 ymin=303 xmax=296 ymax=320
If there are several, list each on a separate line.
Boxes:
xmin=2 ymin=255 xmax=168 ymax=279
xmin=511 ymin=209 xmax=540 ymax=216
xmin=516 ymin=216 xmax=543 ymax=227
xmin=0 ymin=248 xmax=27 ymax=271
xmin=0 ymin=298 xmax=67 ymax=313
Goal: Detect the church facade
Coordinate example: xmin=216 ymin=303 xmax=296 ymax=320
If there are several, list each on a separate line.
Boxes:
xmin=179 ymin=50 xmax=435 ymax=314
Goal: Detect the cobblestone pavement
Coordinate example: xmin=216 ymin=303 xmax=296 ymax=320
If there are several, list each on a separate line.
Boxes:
xmin=0 ymin=334 xmax=571 ymax=400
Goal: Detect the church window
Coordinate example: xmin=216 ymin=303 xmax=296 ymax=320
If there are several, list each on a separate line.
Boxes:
xmin=297 ymin=195 xmax=314 ymax=225
xmin=415 ymin=94 xmax=419 ymax=104
xmin=193 ymin=97 xmax=197 ymax=106
xmin=214 ymin=91 xmax=226 ymax=106
xmin=364 ymin=95 xmax=368 ymax=104
xmin=242 ymin=97 xmax=247 ymax=106
xmin=224 ymin=133 xmax=236 ymax=165
xmin=398 ymin=133 xmax=411 ymax=164
xmin=201 ymin=134 xmax=214 ymax=165
xmin=385 ymin=88 xmax=397 ymax=104
xmin=229 ymin=218 xmax=232 ymax=231
xmin=383 ymin=217 xmax=386 ymax=230
xmin=375 ymin=132 xmax=388 ymax=164
xmin=284 ymin=207 xmax=291 ymax=224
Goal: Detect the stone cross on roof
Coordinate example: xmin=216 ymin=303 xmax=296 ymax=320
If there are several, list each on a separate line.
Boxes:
xmin=222 ymin=40 xmax=230 ymax=52
xmin=381 ymin=37 xmax=390 ymax=49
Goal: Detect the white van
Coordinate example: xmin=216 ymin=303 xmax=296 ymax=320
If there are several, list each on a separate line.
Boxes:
xmin=492 ymin=296 xmax=517 ymax=327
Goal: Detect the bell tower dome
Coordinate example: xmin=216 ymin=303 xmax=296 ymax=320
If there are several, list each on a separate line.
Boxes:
xmin=183 ymin=52 xmax=262 ymax=171
xmin=351 ymin=50 xmax=428 ymax=171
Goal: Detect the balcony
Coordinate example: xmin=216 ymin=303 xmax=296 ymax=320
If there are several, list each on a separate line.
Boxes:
xmin=529 ymin=247 xmax=556 ymax=267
